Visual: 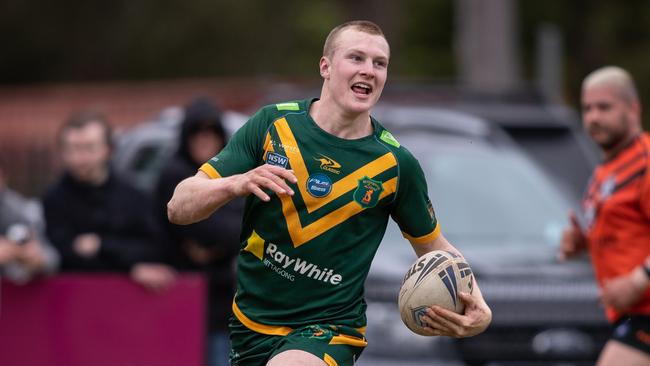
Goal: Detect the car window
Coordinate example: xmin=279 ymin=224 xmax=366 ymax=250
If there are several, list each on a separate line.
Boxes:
xmin=383 ymin=134 xmax=567 ymax=250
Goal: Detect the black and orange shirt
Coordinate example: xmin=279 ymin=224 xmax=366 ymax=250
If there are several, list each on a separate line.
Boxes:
xmin=200 ymin=99 xmax=439 ymax=334
xmin=582 ymin=133 xmax=650 ymax=322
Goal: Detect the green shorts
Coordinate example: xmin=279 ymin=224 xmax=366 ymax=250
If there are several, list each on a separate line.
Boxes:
xmin=228 ymin=316 xmax=367 ymax=366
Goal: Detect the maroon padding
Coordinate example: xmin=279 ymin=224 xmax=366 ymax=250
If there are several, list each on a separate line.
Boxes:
xmin=0 ymin=273 xmax=207 ymax=366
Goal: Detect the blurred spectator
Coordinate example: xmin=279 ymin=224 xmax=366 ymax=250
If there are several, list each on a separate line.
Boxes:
xmin=0 ymin=161 xmax=59 ymax=284
xmin=154 ymin=97 xmax=242 ymax=366
xmin=42 ymin=111 xmax=176 ymax=292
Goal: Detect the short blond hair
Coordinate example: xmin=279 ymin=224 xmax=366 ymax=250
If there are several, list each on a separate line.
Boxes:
xmin=322 ymin=20 xmax=387 ymax=58
xmin=582 ymin=66 xmax=639 ymax=103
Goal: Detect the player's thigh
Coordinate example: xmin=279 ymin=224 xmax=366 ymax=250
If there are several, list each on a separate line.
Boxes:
xmin=267 ymin=350 xmax=327 ymax=366
xmin=597 ymin=340 xmax=650 ymax=366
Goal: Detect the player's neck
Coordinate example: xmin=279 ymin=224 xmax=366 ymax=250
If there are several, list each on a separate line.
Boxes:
xmin=603 ymin=128 xmax=641 ymax=160
xmin=309 ymin=99 xmax=373 ymax=139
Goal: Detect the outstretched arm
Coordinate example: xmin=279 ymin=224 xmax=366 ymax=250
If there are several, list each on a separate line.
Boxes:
xmin=411 ymin=234 xmax=492 ymax=338
xmin=167 ymin=166 xmax=297 ymax=225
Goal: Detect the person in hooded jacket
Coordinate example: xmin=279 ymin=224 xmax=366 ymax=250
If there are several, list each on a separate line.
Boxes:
xmin=154 ymin=97 xmax=243 ymax=366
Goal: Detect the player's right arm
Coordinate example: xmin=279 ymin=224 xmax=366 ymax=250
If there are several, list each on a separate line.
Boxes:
xmin=558 ymin=209 xmax=587 ymax=261
xmin=413 ymin=235 xmax=492 ymax=338
xmin=167 ymin=165 xmax=296 ymax=225
xmin=168 ymin=104 xmax=298 ymax=225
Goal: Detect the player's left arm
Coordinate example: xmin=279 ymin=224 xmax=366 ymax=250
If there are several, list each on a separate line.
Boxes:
xmin=600 ymin=256 xmax=650 ymax=311
xmin=411 ymin=234 xmax=492 ymax=338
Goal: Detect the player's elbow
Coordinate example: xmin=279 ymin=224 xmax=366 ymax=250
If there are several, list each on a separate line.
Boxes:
xmin=167 ymin=199 xmax=190 ymax=225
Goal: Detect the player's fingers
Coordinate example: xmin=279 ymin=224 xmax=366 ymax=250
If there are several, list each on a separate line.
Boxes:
xmin=426 ymin=328 xmax=446 ymax=337
xmin=430 ymin=305 xmax=464 ymax=324
xmin=250 ymin=173 xmax=294 ymax=197
xmin=417 ymin=326 xmax=437 ymax=336
xmin=458 ymin=292 xmax=475 ymax=306
xmin=568 ymin=210 xmax=581 ymax=229
xmin=420 ymin=314 xmax=454 ymax=335
xmin=263 ymin=165 xmax=298 ymax=184
xmin=423 ymin=311 xmax=462 ymax=337
xmin=557 ymin=230 xmax=575 ymax=260
xmin=259 ymin=171 xmax=295 ymax=195
xmin=254 ymin=167 xmax=295 ymax=193
xmin=249 ymin=185 xmax=271 ymax=202
xmin=277 ymin=168 xmax=298 ymax=184
xmin=420 ymin=326 xmax=449 ymax=337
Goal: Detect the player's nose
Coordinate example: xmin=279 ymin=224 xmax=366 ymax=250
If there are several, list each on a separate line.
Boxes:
xmin=359 ymin=60 xmax=375 ymax=78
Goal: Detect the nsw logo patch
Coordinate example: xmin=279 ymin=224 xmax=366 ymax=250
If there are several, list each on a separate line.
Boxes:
xmin=266 ymin=152 xmax=289 ymax=168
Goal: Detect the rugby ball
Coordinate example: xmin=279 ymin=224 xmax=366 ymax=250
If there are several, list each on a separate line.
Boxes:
xmin=398 ymin=250 xmax=474 ymax=335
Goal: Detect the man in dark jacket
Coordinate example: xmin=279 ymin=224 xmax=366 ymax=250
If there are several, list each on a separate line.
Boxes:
xmin=154 ymin=97 xmax=242 ymax=366
xmin=43 ymin=111 xmax=176 ymax=292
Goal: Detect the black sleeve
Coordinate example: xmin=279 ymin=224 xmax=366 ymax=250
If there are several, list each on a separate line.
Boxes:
xmin=170 ymin=197 xmax=244 ymax=255
xmin=42 ymin=186 xmax=107 ymax=270
xmin=98 ymin=185 xmax=170 ymax=270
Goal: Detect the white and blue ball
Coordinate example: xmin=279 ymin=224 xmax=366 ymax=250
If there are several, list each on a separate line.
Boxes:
xmin=398 ymin=250 xmax=474 ymax=335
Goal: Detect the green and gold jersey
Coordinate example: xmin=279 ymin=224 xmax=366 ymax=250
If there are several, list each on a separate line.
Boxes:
xmin=200 ymin=99 xmax=439 ymax=334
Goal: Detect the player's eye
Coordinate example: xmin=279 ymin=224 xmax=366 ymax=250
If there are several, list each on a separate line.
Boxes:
xmin=597 ymin=102 xmax=612 ymax=112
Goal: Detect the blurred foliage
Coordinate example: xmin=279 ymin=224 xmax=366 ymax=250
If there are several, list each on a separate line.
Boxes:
xmin=0 ymin=0 xmax=648 ymax=125
xmin=519 ymin=0 xmax=650 ymax=126
xmin=0 ymin=0 xmax=453 ymax=82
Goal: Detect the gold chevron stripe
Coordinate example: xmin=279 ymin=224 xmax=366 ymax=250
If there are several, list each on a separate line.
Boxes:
xmin=274 ymin=118 xmax=397 ymax=213
xmin=263 ymin=131 xmax=272 ymax=152
xmin=280 ymin=177 xmax=397 ymax=247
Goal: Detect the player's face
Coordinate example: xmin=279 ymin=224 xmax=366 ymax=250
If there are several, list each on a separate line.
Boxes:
xmin=581 ymin=86 xmax=635 ymax=151
xmin=60 ymin=122 xmax=111 ymax=184
xmin=188 ymin=129 xmax=223 ymax=164
xmin=321 ymin=29 xmax=389 ymax=115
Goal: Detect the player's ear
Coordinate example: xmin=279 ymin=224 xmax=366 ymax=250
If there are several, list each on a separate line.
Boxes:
xmin=319 ymin=56 xmax=331 ymax=79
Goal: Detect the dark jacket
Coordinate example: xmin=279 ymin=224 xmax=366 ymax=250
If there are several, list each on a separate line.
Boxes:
xmin=154 ymin=98 xmax=243 ymax=332
xmin=43 ymin=171 xmax=166 ymax=271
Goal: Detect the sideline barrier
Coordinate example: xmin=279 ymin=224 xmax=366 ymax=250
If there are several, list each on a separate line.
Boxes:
xmin=0 ymin=273 xmax=207 ymax=366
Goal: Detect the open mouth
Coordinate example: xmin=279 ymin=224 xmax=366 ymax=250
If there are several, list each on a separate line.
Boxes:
xmin=351 ymin=82 xmax=372 ymax=95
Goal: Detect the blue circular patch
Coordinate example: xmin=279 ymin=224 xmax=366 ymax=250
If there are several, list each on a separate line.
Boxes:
xmin=306 ymin=173 xmax=332 ymax=198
